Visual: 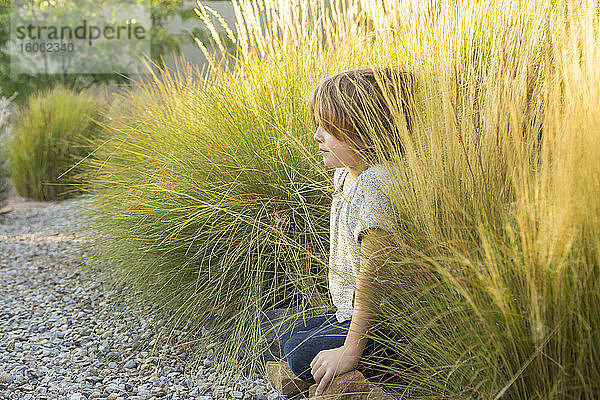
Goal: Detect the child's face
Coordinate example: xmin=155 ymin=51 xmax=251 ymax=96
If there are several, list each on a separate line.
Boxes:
xmin=313 ymin=124 xmax=366 ymax=169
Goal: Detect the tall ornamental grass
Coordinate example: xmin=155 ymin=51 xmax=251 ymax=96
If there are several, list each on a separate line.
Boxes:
xmin=9 ymin=86 xmax=106 ymax=201
xmin=322 ymin=1 xmax=598 ymax=398
xmin=82 ymin=0 xmax=400 ymax=379
xmin=82 ymin=57 xmax=336 ymax=377
xmin=83 ymin=0 xmax=600 ymax=398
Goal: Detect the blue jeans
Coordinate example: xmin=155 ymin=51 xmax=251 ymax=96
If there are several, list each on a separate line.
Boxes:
xmin=278 ymin=311 xmax=377 ymax=384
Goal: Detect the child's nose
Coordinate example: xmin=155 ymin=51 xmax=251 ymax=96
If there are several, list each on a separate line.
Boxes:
xmin=313 ymin=128 xmax=322 ymax=143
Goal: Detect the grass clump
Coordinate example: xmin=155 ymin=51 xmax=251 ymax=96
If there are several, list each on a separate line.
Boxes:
xmin=9 ymin=85 xmax=105 ymax=201
xmin=336 ymin=1 xmax=600 ymax=398
xmin=82 ymin=57 xmax=336 ymax=378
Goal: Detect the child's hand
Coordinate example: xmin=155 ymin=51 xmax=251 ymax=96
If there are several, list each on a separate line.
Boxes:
xmin=310 ymin=345 xmax=361 ymax=396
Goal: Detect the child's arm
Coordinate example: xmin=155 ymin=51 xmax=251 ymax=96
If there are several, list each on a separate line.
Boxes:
xmin=343 ymin=227 xmax=386 ymax=355
xmin=310 ymin=227 xmax=389 ymax=396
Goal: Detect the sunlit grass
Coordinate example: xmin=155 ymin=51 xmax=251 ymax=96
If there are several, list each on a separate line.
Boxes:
xmin=9 ymin=86 xmax=105 ymax=201
xmin=81 ymin=55 xmax=339 ymax=380
xmin=82 ymin=0 xmax=600 ymax=398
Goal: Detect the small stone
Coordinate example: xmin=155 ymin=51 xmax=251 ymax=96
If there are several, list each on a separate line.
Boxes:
xmin=206 ymin=342 xmax=219 ymax=350
xmin=307 ymin=370 xmax=372 ymax=399
xmin=151 ymin=386 xmax=162 ymax=394
xmin=85 ymin=376 xmax=103 ymax=383
xmin=108 ymin=362 xmax=118 ymax=369
xmin=106 ymin=394 xmax=119 ymax=400
xmin=203 ymin=359 xmax=214 ymax=368
xmin=106 ymin=383 xmax=120 ymax=393
xmin=124 ymin=359 xmax=138 ymax=369
xmin=267 ymin=393 xmax=279 ymax=400
xmin=173 ymin=384 xmax=186 ymax=392
xmin=70 ymin=394 xmax=87 ymax=400
xmin=231 ymin=390 xmax=244 ymax=398
xmin=89 ymin=392 xmax=102 ymax=399
xmin=80 ymin=328 xmax=91 ymax=337
xmin=0 ymin=373 xmax=13 ymax=383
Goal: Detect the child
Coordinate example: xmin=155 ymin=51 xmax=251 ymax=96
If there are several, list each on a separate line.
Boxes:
xmin=277 ymin=67 xmax=416 ymax=396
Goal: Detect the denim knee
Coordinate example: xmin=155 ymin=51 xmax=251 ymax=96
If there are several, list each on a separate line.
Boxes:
xmin=278 ymin=313 xmax=337 ymax=360
xmin=282 ymin=334 xmax=316 ymax=383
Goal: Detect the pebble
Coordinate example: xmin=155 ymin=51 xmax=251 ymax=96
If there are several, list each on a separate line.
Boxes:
xmin=206 ymin=342 xmax=219 ymax=351
xmin=0 ymin=196 xmax=278 ymax=400
xmin=0 ymin=373 xmax=13 ymax=383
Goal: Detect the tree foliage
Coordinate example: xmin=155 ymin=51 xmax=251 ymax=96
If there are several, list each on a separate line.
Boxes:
xmin=0 ymin=0 xmax=208 ymax=104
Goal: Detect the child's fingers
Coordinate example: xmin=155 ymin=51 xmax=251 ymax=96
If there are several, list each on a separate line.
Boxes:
xmin=310 ymin=351 xmax=322 ymax=369
xmin=312 ymin=361 xmax=325 ymax=384
xmin=316 ymin=369 xmax=334 ymax=396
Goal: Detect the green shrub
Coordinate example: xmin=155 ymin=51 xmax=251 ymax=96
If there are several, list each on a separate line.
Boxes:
xmin=9 ymin=86 xmax=105 ymax=201
xmin=82 ymin=58 xmax=335 ymax=377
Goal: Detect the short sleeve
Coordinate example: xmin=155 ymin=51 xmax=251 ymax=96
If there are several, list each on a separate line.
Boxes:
xmin=348 ymin=167 xmax=396 ymax=243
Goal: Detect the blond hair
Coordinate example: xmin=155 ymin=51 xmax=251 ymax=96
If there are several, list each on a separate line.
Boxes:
xmin=307 ymin=67 xmax=416 ymax=162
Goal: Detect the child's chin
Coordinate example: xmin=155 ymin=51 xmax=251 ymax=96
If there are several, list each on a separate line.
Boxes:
xmin=328 ymin=162 xmax=345 ymax=169
xmin=322 ymin=158 xmax=342 ymax=168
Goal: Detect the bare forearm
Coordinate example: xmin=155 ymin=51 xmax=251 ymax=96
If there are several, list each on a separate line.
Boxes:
xmin=343 ymin=270 xmax=377 ymax=357
xmin=342 ymin=228 xmax=388 ymax=358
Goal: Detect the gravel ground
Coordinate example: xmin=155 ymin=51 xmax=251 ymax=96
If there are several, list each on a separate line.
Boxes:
xmin=0 ymin=196 xmax=281 ymax=400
